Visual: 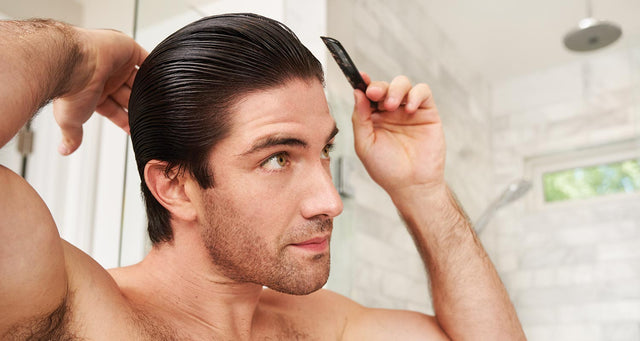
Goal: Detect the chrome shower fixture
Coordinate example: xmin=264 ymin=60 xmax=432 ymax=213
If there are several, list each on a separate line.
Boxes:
xmin=474 ymin=179 xmax=532 ymax=234
xmin=563 ymin=0 xmax=622 ymax=52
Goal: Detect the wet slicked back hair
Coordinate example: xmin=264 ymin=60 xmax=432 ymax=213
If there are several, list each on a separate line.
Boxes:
xmin=129 ymin=13 xmax=324 ymax=244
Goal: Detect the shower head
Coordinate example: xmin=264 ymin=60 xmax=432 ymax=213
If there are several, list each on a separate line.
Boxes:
xmin=474 ymin=179 xmax=532 ymax=234
xmin=564 ymin=0 xmax=622 ymax=52
xmin=495 ymin=179 xmax=532 ymax=209
xmin=564 ymin=17 xmax=622 ymax=52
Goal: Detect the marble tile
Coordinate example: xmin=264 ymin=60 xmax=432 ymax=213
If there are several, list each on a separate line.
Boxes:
xmin=597 ymin=239 xmax=640 ymax=261
xmin=555 ymin=324 xmax=603 ymax=341
xmin=602 ymin=323 xmax=640 ymax=341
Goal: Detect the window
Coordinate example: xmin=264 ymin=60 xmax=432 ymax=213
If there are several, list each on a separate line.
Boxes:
xmin=542 ymin=158 xmax=640 ymax=202
xmin=525 ymin=139 xmax=640 ymax=208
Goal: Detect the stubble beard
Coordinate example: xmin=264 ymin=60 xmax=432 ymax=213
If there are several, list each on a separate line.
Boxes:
xmin=201 ymin=192 xmax=333 ymax=295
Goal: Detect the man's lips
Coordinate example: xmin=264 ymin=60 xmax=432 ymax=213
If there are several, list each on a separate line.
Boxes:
xmin=290 ymin=236 xmax=329 ymax=252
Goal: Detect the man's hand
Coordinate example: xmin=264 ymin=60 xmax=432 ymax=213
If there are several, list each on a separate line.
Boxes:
xmin=0 ymin=20 xmax=147 ymax=153
xmin=351 ymin=73 xmax=446 ymax=199
xmin=54 ymin=28 xmax=148 ymax=155
xmin=349 ymin=73 xmax=526 ymax=340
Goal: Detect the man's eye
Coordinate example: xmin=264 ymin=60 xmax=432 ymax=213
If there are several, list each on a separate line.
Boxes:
xmin=321 ymin=144 xmax=335 ymax=159
xmin=261 ymin=153 xmax=289 ymax=170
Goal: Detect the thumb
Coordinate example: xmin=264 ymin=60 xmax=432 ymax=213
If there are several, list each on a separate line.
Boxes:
xmin=351 ymin=90 xmax=374 ymax=156
xmin=53 ymin=100 xmax=90 ymax=155
xmin=58 ymin=124 xmax=83 ymax=155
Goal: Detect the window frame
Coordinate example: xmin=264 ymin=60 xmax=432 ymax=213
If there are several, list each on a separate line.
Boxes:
xmin=525 ymin=139 xmax=640 ymax=210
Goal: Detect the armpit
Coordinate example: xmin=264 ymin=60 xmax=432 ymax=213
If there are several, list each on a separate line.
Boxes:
xmin=2 ymin=294 xmax=81 ymax=341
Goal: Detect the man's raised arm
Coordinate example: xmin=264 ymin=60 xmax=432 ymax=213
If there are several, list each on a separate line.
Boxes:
xmin=345 ymin=73 xmax=525 ymax=340
xmin=0 ymin=19 xmax=145 ymax=335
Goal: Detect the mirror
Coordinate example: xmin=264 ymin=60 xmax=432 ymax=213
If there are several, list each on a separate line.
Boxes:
xmin=2 ymin=0 xmax=639 ymax=338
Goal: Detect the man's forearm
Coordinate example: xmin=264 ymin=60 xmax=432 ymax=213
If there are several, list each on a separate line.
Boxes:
xmin=0 ymin=19 xmax=83 ymax=148
xmin=393 ymin=185 xmax=525 ymax=340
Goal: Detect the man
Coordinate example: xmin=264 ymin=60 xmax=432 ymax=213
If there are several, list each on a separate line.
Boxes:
xmin=0 ymin=13 xmax=525 ymax=340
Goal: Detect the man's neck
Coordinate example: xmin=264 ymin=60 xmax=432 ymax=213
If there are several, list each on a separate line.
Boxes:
xmin=122 ymin=242 xmax=264 ymax=340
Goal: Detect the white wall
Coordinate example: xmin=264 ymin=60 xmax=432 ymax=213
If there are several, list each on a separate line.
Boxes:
xmin=325 ymin=0 xmax=493 ymax=313
xmin=82 ymin=0 xmax=138 ymax=268
xmin=489 ymin=43 xmax=640 ymax=340
xmin=0 ymin=0 xmax=82 ymax=26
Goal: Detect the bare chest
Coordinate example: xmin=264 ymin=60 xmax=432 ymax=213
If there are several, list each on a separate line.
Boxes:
xmin=133 ymin=309 xmax=334 ymax=341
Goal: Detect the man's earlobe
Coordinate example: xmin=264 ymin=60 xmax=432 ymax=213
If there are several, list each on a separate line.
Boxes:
xmin=144 ymin=161 xmax=197 ymax=222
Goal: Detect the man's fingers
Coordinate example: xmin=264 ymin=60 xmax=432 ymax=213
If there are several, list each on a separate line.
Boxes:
xmin=360 ymin=71 xmax=371 ymax=85
xmin=127 ymin=43 xmax=148 ymax=87
xmin=384 ymin=75 xmax=412 ymax=111
xmin=406 ymin=83 xmax=433 ymax=113
xmin=351 ymin=90 xmax=374 ymax=157
xmin=110 ymin=85 xmax=131 ymax=110
xmin=364 ymin=74 xmax=434 ymax=114
xmin=364 ymin=76 xmax=413 ymax=111
xmin=96 ymin=97 xmax=130 ymax=134
xmin=365 ymin=80 xmax=389 ymax=102
xmin=136 ymin=42 xmax=149 ymax=66
xmin=53 ymin=99 xmax=93 ymax=155
xmin=50 ymin=30 xmax=146 ymax=156
xmin=126 ymin=67 xmax=138 ymax=88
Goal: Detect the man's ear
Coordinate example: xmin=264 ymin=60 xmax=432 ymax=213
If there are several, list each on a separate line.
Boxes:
xmin=144 ymin=160 xmax=197 ymax=222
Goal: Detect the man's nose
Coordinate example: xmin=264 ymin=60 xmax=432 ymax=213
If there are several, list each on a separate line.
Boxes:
xmin=299 ymin=163 xmax=344 ymax=219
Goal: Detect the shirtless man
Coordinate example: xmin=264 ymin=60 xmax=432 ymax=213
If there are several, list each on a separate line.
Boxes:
xmin=0 ymin=14 xmax=525 ymax=340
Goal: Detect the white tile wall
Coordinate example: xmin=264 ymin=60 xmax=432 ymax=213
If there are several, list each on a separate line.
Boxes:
xmin=490 ymin=44 xmax=640 ymax=339
xmin=324 ymin=2 xmax=640 ymax=340
xmin=326 ymin=0 xmax=492 ymax=317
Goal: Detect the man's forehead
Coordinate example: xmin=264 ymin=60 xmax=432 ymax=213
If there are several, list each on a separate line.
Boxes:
xmin=224 ymin=79 xmax=333 ymax=146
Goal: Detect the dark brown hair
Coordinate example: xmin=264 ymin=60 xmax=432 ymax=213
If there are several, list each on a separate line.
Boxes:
xmin=129 ymin=13 xmax=324 ymax=244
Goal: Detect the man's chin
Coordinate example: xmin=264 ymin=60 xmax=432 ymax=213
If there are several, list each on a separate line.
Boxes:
xmin=267 ymin=276 xmax=328 ymax=296
xmin=265 ymin=261 xmax=330 ymax=295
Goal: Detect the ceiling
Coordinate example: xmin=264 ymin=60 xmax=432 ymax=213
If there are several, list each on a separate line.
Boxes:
xmin=419 ymin=0 xmax=640 ymax=84
xmin=137 ymin=0 xmax=640 ymax=84
xmin=2 ymin=0 xmax=639 ymax=85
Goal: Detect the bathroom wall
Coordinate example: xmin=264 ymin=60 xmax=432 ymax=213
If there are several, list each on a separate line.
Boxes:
xmin=324 ymin=0 xmax=493 ymax=314
xmin=489 ymin=43 xmax=640 ymax=339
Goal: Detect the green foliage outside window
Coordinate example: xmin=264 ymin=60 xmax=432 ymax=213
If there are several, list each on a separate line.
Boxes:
xmin=543 ymin=159 xmax=640 ymax=203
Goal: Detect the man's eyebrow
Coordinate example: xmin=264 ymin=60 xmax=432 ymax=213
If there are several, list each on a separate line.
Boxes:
xmin=327 ymin=125 xmax=339 ymax=143
xmin=239 ymin=136 xmax=307 ymax=156
xmin=239 ymin=123 xmax=339 ymax=157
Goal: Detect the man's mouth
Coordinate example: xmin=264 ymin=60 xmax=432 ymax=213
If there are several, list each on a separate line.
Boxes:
xmin=290 ymin=236 xmax=329 ymax=253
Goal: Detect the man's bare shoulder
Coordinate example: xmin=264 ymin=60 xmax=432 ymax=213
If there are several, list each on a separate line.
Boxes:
xmin=261 ymin=287 xmax=362 ymax=313
xmin=258 ymin=288 xmax=363 ymax=339
xmin=259 ymin=288 xmax=447 ymax=341
xmin=0 ymin=165 xmax=141 ymax=340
